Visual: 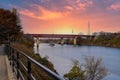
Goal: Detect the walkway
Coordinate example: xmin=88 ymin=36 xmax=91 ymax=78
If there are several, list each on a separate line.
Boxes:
xmin=0 ymin=44 xmax=17 ymax=80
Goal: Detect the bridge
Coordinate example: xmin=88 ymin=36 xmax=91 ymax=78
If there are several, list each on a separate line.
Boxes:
xmin=29 ymin=34 xmax=94 ymax=46
xmin=30 ymin=34 xmax=93 ymax=38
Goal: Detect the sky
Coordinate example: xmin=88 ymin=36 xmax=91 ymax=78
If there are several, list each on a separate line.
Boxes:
xmin=0 ymin=0 xmax=120 ymax=34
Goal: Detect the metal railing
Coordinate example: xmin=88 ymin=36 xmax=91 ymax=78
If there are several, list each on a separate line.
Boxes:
xmin=5 ymin=45 xmax=65 ymax=80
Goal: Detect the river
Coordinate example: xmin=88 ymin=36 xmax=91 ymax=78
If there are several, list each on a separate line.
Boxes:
xmin=34 ymin=43 xmax=120 ymax=80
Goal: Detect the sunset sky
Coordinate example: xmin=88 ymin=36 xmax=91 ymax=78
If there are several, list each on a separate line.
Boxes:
xmin=0 ymin=0 xmax=120 ymax=34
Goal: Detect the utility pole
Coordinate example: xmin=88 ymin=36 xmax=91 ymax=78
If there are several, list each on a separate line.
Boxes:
xmin=88 ymin=22 xmax=90 ymax=35
xmin=72 ymin=29 xmax=74 ymax=34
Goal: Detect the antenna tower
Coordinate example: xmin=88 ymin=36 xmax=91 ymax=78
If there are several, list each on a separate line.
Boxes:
xmin=88 ymin=22 xmax=90 ymax=35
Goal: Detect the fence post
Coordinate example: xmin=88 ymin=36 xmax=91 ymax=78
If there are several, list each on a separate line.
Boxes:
xmin=17 ymin=52 xmax=20 ymax=79
xmin=27 ymin=60 xmax=31 ymax=80
xmin=7 ymin=45 xmax=10 ymax=60
xmin=10 ymin=47 xmax=12 ymax=65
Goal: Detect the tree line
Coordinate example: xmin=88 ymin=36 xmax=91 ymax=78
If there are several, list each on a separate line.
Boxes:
xmin=79 ymin=32 xmax=120 ymax=48
xmin=0 ymin=8 xmax=22 ymax=43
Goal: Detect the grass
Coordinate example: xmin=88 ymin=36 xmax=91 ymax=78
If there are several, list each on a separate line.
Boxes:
xmin=12 ymin=43 xmax=58 ymax=80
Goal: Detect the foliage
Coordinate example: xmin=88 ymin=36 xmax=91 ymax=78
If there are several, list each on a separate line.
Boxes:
xmin=0 ymin=8 xmax=22 ymax=42
xmin=84 ymin=56 xmax=107 ymax=80
xmin=11 ymin=33 xmax=58 ymax=79
xmin=12 ymin=43 xmax=58 ymax=80
xmin=15 ymin=34 xmax=34 ymax=47
xmin=64 ymin=60 xmax=85 ymax=80
xmin=77 ymin=32 xmax=120 ymax=48
xmin=64 ymin=56 xmax=107 ymax=80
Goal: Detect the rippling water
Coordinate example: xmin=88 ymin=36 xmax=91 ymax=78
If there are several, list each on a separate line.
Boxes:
xmin=34 ymin=43 xmax=120 ymax=80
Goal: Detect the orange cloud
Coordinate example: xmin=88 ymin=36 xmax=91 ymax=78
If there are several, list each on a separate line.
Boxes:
xmin=20 ymin=4 xmax=70 ymax=20
xmin=19 ymin=1 xmax=120 ymax=34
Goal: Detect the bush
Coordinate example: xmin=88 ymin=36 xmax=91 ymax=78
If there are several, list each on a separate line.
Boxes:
xmin=12 ymin=43 xmax=58 ymax=80
xmin=64 ymin=56 xmax=107 ymax=80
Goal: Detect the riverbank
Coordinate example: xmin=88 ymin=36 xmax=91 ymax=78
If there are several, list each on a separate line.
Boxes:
xmin=77 ymin=32 xmax=120 ymax=48
xmin=79 ymin=43 xmax=120 ymax=49
xmin=12 ymin=43 xmax=58 ymax=80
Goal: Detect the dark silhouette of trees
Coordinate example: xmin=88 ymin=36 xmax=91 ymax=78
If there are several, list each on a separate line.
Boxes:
xmin=0 ymin=8 xmax=22 ymax=42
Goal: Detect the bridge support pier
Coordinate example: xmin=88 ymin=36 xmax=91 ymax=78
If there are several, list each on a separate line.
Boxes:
xmin=61 ymin=38 xmax=64 ymax=46
xmin=73 ymin=37 xmax=77 ymax=47
xmin=36 ymin=37 xmax=40 ymax=51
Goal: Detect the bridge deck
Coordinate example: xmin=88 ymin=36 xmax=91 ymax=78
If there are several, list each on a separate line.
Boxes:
xmin=0 ymin=44 xmax=16 ymax=80
xmin=30 ymin=34 xmax=94 ymax=38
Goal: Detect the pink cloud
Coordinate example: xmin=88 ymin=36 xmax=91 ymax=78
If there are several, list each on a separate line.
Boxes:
xmin=65 ymin=0 xmax=93 ymax=11
xmin=108 ymin=2 xmax=120 ymax=11
xmin=20 ymin=4 xmax=70 ymax=20
xmin=64 ymin=6 xmax=74 ymax=11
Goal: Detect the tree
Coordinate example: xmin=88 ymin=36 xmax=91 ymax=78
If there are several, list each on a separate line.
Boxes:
xmin=64 ymin=60 xmax=85 ymax=80
xmin=84 ymin=56 xmax=107 ymax=80
xmin=64 ymin=56 xmax=107 ymax=80
xmin=0 ymin=8 xmax=22 ymax=42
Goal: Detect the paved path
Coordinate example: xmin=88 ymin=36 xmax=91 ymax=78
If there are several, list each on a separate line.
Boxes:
xmin=0 ymin=44 xmax=17 ymax=80
xmin=0 ymin=44 xmax=8 ymax=80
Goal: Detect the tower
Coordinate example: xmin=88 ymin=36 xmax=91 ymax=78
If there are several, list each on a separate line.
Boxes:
xmin=88 ymin=22 xmax=90 ymax=35
xmin=72 ymin=29 xmax=74 ymax=34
